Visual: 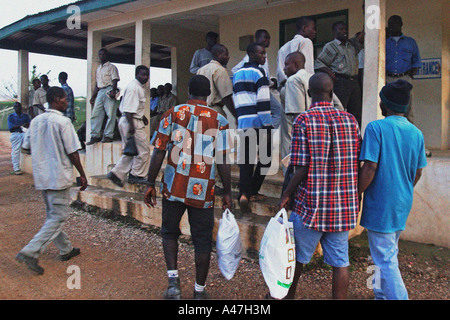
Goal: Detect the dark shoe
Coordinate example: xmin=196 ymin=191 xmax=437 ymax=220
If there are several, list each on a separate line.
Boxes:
xmin=128 ymin=174 xmax=148 ymax=185
xmin=193 ymin=289 xmax=210 ymax=300
xmin=86 ymin=137 xmax=101 ymax=145
xmin=107 ymin=172 xmax=124 ymax=187
xmin=15 ymin=252 xmax=44 ymax=275
xmin=101 ymin=137 xmax=114 ymax=143
xmin=164 ymin=277 xmax=181 ymax=299
xmin=60 ymin=248 xmax=80 ymax=261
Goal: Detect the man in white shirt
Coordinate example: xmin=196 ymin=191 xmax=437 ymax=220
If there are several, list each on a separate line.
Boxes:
xmin=87 ymin=48 xmax=120 ymax=145
xmin=107 ymin=66 xmax=151 ymax=186
xmin=16 ymin=86 xmax=87 ymax=275
xmin=276 ymin=16 xmax=316 ymax=88
xmin=30 ymin=75 xmax=50 ymax=118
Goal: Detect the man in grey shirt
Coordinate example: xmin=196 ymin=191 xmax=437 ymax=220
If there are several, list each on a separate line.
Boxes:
xmin=16 ymin=87 xmax=88 ymax=275
xmin=189 ymin=31 xmax=219 ymax=74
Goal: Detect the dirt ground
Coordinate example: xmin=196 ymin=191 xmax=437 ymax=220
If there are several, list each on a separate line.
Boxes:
xmin=0 ymin=133 xmax=448 ymax=301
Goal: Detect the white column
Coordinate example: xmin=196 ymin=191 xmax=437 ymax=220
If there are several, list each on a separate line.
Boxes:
xmin=361 ymin=0 xmax=386 ymax=135
xmin=441 ymin=0 xmax=450 ymax=150
xmin=135 ymin=19 xmax=152 ymax=137
xmin=17 ymin=50 xmax=29 ymax=108
xmin=86 ymin=29 xmax=102 ymax=141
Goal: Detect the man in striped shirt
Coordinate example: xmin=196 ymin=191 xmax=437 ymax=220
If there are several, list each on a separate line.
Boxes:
xmin=280 ymin=72 xmax=361 ymax=299
xmin=232 ymin=42 xmax=272 ymax=211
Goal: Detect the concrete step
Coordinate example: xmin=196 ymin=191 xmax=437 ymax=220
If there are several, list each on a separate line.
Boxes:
xmin=70 ymin=185 xmax=273 ymax=259
xmin=90 ymin=174 xmax=282 ymax=217
xmin=90 ymin=175 xmax=281 ymax=217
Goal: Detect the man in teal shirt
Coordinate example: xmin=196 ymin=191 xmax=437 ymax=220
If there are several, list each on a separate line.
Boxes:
xmin=358 ymin=80 xmax=427 ymax=299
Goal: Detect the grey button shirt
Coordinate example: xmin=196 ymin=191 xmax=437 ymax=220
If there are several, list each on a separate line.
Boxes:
xmin=315 ymin=38 xmax=362 ymax=76
xmin=22 ymin=109 xmax=81 ymax=190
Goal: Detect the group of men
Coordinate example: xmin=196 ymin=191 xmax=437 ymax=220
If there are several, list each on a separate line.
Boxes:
xmin=11 ymin=12 xmax=427 ymax=301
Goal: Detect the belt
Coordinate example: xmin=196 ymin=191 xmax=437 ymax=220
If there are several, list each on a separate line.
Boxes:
xmin=387 ymin=72 xmax=409 ymax=78
xmin=335 ymin=73 xmax=357 ymax=81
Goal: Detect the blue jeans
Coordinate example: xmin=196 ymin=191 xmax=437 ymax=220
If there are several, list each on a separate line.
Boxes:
xmin=367 ymin=230 xmax=409 ymax=300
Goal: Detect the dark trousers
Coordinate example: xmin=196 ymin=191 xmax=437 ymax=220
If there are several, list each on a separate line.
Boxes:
xmin=334 ymin=75 xmax=362 ymax=126
xmin=238 ymin=127 xmax=272 ymax=198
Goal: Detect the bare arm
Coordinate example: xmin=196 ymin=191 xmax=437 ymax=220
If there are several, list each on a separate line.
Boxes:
xmin=216 ymin=152 xmax=232 ymax=210
xmin=279 ymin=165 xmax=309 ymax=209
xmin=144 ymin=149 xmax=167 ymax=207
xmin=222 ymin=95 xmax=237 ymax=119
xmin=414 ymin=168 xmax=423 ymax=186
xmin=358 ymin=160 xmax=378 ymax=195
xmin=68 ymin=151 xmax=88 ymax=191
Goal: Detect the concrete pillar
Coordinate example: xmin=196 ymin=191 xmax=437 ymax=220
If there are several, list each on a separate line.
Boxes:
xmin=361 ymin=0 xmax=386 ymax=135
xmin=135 ymin=19 xmax=152 ymax=138
xmin=441 ymin=0 xmax=450 ymax=150
xmin=17 ymin=50 xmax=29 ymax=108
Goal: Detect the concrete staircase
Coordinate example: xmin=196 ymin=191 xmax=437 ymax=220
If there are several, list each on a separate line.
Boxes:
xmin=70 ymin=164 xmax=287 ymax=259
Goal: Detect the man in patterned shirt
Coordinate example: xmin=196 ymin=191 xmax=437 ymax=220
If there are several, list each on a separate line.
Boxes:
xmin=279 ymin=72 xmax=361 ymax=300
xmin=144 ymin=75 xmax=233 ymax=300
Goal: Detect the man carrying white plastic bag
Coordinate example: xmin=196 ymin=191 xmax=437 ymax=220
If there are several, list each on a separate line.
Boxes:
xmin=216 ymin=209 xmax=242 ymax=280
xmin=259 ymin=208 xmax=296 ymax=299
xmin=276 ymin=73 xmax=361 ymax=300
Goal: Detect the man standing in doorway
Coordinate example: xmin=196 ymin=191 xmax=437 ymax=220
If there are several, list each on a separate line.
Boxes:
xmin=190 ymin=31 xmax=219 ymax=74
xmin=385 ymin=15 xmax=421 ymax=123
xmin=315 ymin=21 xmax=364 ymax=126
xmin=107 ymin=66 xmax=151 ymax=186
xmin=87 ymin=48 xmax=120 ymax=145
xmin=30 ymin=74 xmax=50 ymax=118
xmin=276 ymin=16 xmax=316 ymax=88
xmin=7 ymin=102 xmax=30 ymax=175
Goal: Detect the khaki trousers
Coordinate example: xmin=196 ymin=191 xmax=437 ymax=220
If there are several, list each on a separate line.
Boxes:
xmin=111 ymin=116 xmax=151 ymax=181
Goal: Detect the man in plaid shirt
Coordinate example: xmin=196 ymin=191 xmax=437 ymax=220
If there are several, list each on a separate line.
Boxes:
xmin=280 ymin=72 xmax=361 ymax=299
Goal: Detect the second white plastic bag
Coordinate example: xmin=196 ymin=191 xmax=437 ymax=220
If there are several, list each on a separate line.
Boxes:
xmin=216 ymin=209 xmax=242 ymax=280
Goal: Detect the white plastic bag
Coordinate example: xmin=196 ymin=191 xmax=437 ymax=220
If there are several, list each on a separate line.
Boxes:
xmin=216 ymin=209 xmax=242 ymax=280
xmin=259 ymin=208 xmax=296 ymax=299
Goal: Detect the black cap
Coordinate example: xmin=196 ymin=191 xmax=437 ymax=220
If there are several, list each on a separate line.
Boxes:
xmin=379 ymin=80 xmax=412 ymax=113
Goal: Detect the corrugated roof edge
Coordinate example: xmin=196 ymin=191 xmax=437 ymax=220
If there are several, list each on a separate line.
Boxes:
xmin=0 ymin=0 xmax=136 ymax=40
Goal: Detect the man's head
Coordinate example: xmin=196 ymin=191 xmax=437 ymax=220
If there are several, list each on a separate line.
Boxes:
xmin=332 ymin=21 xmax=348 ymax=42
xmin=58 ymin=72 xmax=68 ymax=85
xmin=284 ymin=51 xmax=306 ymax=78
xmin=135 ymin=65 xmax=150 ymax=84
xmin=32 ymin=78 xmax=41 ymax=90
xmin=164 ymin=83 xmax=173 ymax=94
xmin=255 ymin=29 xmax=271 ymax=48
xmin=379 ymin=79 xmax=412 ymax=116
xmin=247 ymin=42 xmax=266 ymax=66
xmin=211 ymin=44 xmax=230 ymax=66
xmin=150 ymin=87 xmax=158 ymax=98
xmin=39 ymin=74 xmax=49 ymax=87
xmin=388 ymin=15 xmax=403 ymax=36
xmin=308 ymin=72 xmax=334 ymax=102
xmin=188 ymin=75 xmax=211 ymax=100
xmin=46 ymin=86 xmax=68 ymax=112
xmin=205 ymin=31 xmax=219 ymax=49
xmin=13 ymin=102 xmax=22 ymax=115
xmin=297 ymin=16 xmax=316 ymax=40
xmin=98 ymin=48 xmax=109 ymax=64
xmin=157 ymin=85 xmax=165 ymax=96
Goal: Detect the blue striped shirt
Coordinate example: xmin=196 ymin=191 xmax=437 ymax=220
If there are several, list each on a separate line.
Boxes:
xmin=232 ymin=62 xmax=272 ymax=130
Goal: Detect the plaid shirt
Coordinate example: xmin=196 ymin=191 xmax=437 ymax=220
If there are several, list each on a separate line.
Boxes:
xmin=290 ymin=101 xmax=361 ymax=232
xmin=151 ymin=100 xmax=233 ymax=209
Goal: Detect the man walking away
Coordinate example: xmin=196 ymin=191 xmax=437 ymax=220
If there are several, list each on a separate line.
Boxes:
xmin=7 ymin=102 xmax=30 ymax=175
xmin=16 ymin=87 xmax=87 ymax=275
xmin=358 ymin=80 xmax=427 ymax=300
xmin=144 ymin=75 xmax=233 ymax=300
xmin=107 ymin=66 xmax=151 ymax=186
xmin=280 ymin=73 xmax=361 ymax=300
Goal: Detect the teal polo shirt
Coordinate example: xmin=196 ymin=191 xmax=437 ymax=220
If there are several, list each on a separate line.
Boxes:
xmin=359 ymin=116 xmax=427 ymax=233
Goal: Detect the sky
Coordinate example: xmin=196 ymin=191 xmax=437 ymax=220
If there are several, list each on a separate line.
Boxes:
xmin=0 ymin=0 xmax=171 ymax=99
